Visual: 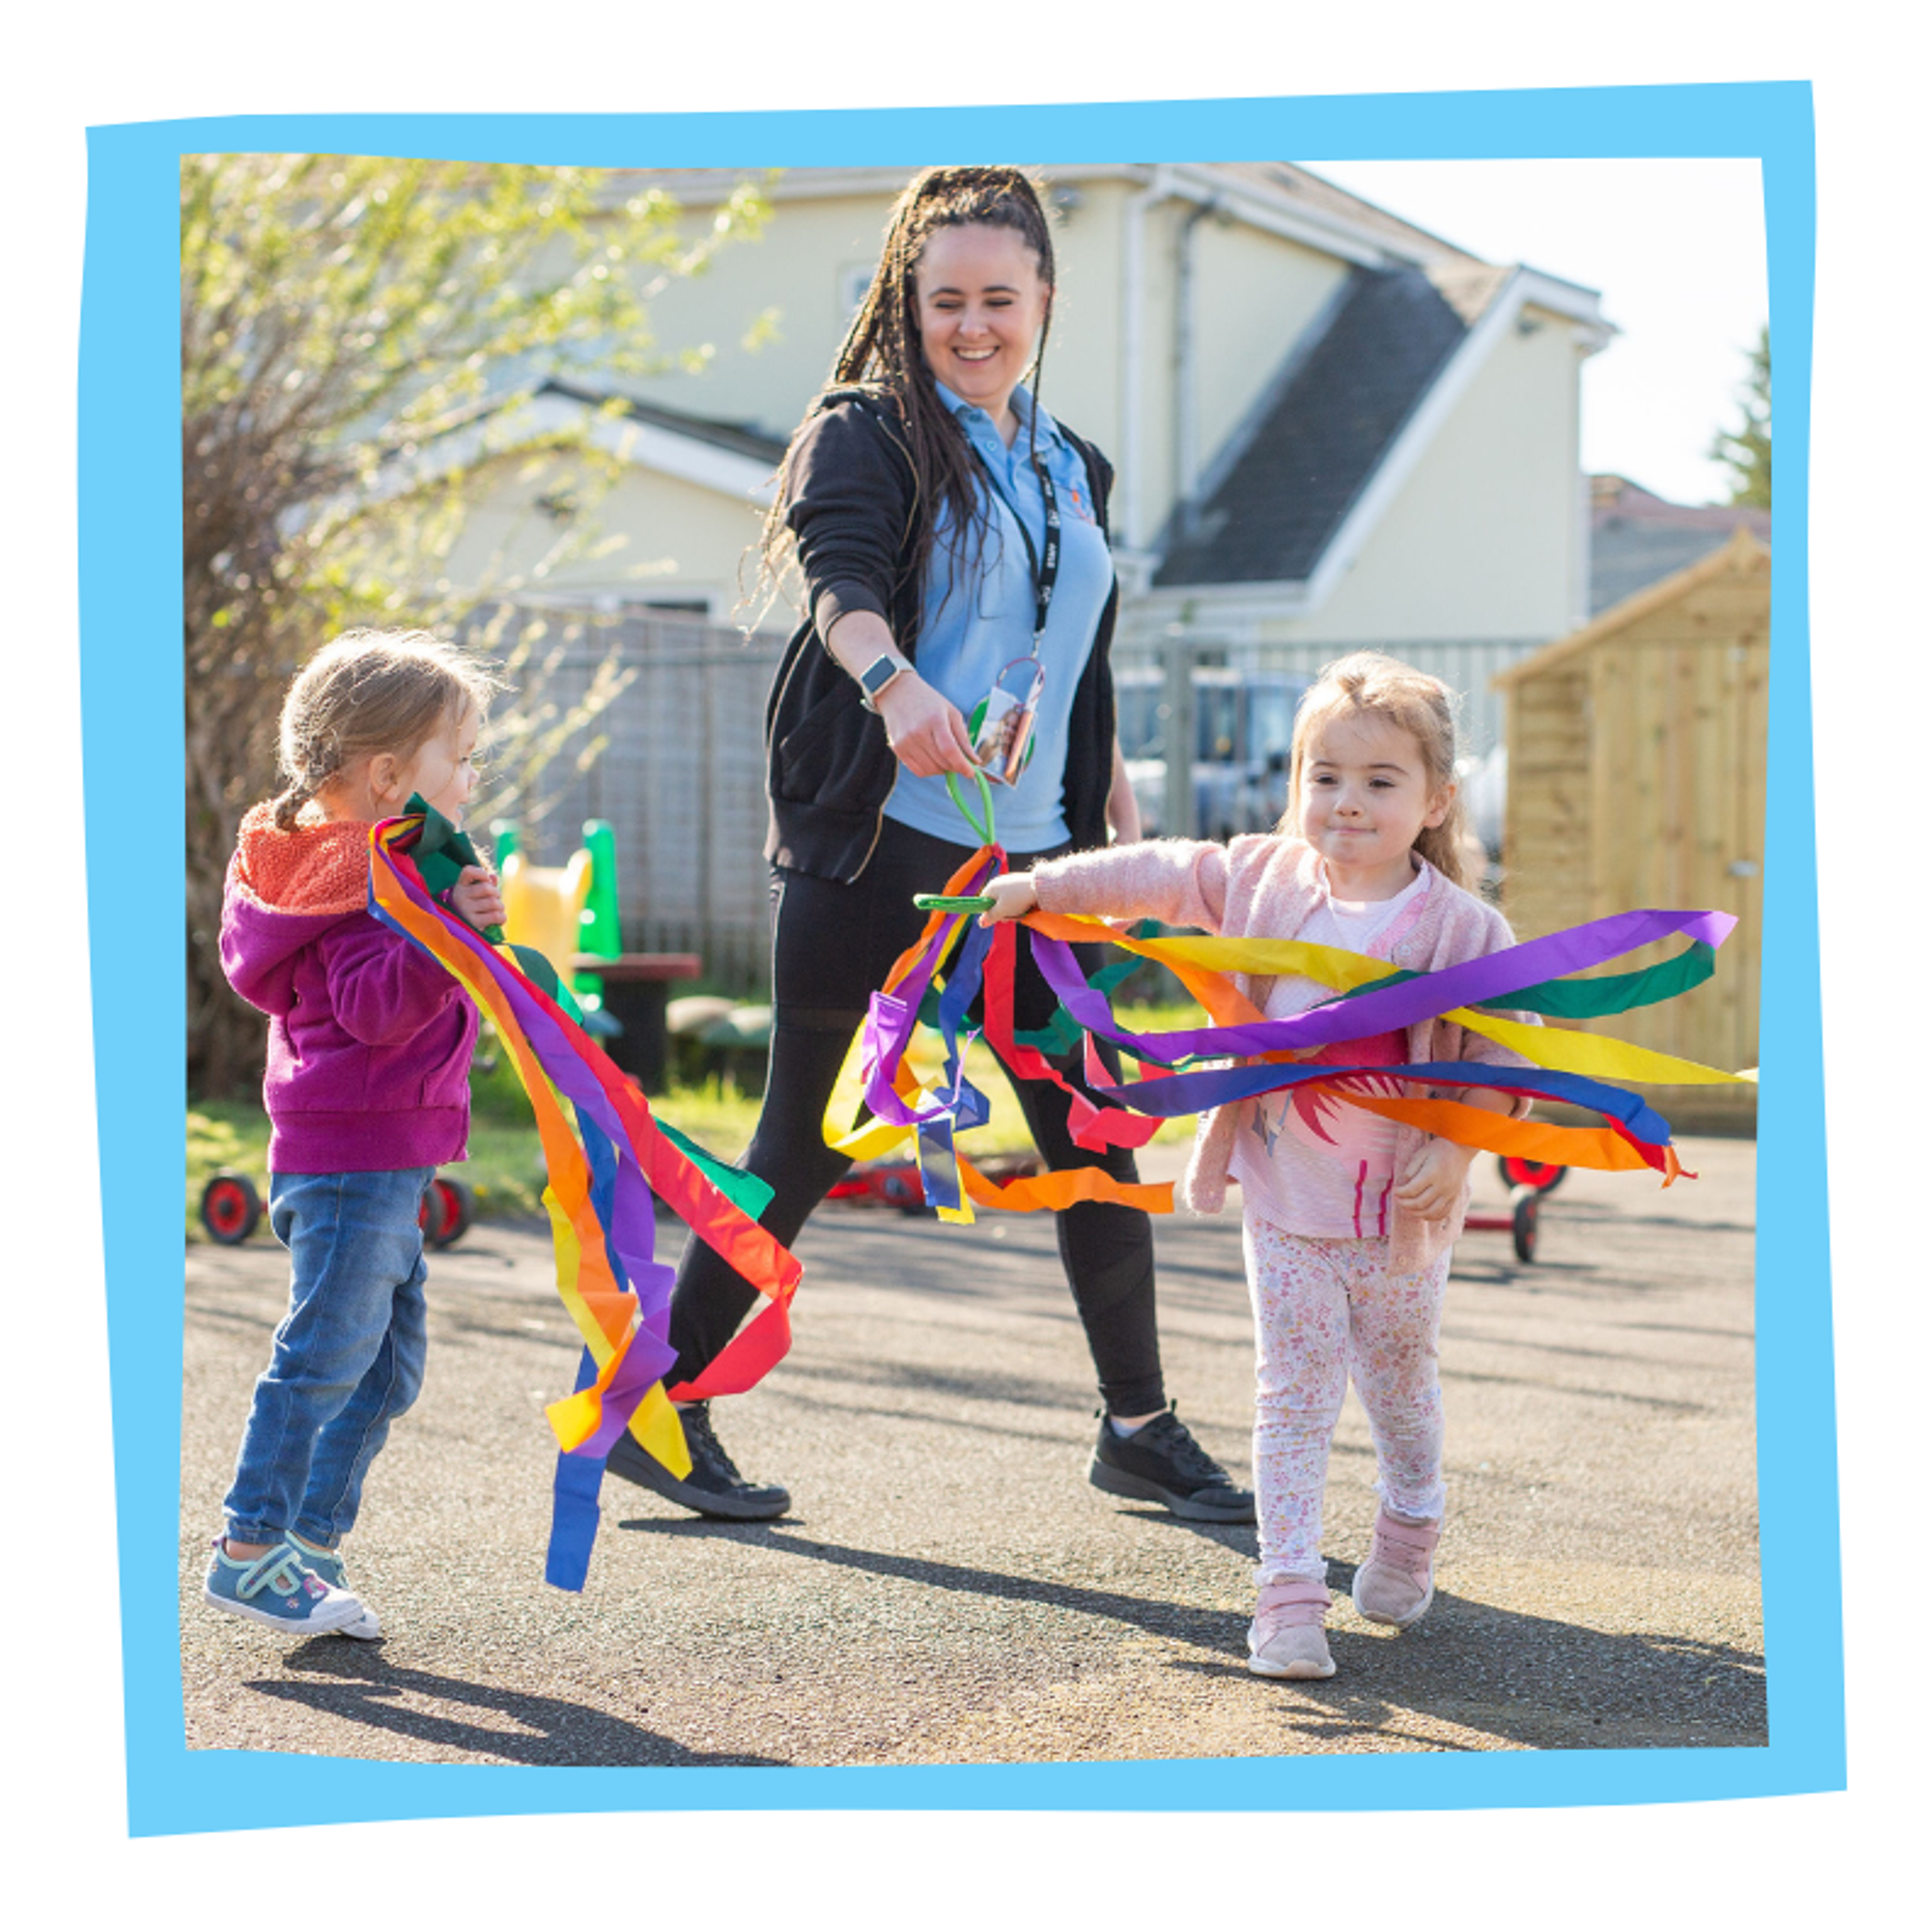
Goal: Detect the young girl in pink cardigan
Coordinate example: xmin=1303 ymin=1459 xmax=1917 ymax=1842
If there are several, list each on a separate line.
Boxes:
xmin=982 ymin=652 xmax=1531 ymax=1681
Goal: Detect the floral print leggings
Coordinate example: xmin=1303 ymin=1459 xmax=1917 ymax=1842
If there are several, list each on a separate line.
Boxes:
xmin=1242 ymin=1215 xmax=1452 ymax=1586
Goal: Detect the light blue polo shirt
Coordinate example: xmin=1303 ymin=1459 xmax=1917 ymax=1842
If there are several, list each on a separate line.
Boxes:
xmin=881 ymin=381 xmax=1114 ymax=851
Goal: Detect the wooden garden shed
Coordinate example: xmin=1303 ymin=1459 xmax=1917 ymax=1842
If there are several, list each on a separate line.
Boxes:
xmin=1492 ymin=527 xmax=1767 ymax=1131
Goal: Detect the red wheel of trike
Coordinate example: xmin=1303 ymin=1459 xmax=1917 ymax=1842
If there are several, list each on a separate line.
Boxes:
xmin=1497 ymin=1156 xmax=1569 ymax=1197
xmin=200 ymin=1172 xmax=262 ymax=1245
xmin=877 ymin=1167 xmax=928 ymax=1209
xmin=418 ymin=1179 xmax=449 ymax=1247
xmin=428 ymin=1177 xmax=473 ymax=1248
xmin=1512 ymin=1189 xmax=1541 ymax=1263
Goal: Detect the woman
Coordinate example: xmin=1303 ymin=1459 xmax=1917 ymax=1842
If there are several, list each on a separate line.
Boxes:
xmin=608 ymin=166 xmax=1252 ymax=1526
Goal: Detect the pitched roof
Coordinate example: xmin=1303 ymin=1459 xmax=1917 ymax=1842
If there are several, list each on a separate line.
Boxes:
xmin=578 ymin=166 xmax=1604 ymax=597
xmin=594 ymin=161 xmax=1489 ymax=269
xmin=538 ymin=378 xmax=788 ymax=465
xmin=1207 ymin=163 xmax=1485 ymax=266
xmin=1495 ymin=525 xmax=1770 ymax=688
xmin=1153 ymin=265 xmax=1475 ymax=586
xmin=1588 ymin=474 xmax=1772 ymax=614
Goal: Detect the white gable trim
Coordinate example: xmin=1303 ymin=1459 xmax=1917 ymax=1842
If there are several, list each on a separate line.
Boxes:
xmin=593 ymin=411 xmax=780 ymax=503
xmin=397 ymin=389 xmax=778 ymax=505
xmin=1136 ymin=267 xmax=1606 ymax=615
xmin=1151 ymin=163 xmax=1420 ymax=271
xmin=1296 ymin=269 xmax=1602 ymax=614
xmin=1123 ymin=578 xmax=1313 ymax=628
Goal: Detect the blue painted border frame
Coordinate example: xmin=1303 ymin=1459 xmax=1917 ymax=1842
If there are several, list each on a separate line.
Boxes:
xmin=86 ymin=83 xmax=1826 ymax=1836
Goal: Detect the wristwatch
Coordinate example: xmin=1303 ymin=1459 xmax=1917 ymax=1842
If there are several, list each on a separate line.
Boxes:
xmin=857 ymin=654 xmax=916 ymax=710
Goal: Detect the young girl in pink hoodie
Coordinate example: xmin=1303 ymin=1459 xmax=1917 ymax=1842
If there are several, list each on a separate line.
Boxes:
xmin=983 ymin=652 xmax=1532 ymax=1681
xmin=206 ymin=630 xmax=506 ymax=1637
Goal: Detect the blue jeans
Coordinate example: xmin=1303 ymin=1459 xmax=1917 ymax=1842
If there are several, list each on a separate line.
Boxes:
xmin=222 ymin=1167 xmax=435 ymax=1550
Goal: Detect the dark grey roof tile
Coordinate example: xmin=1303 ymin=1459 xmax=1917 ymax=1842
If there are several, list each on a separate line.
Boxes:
xmin=539 ymin=376 xmax=788 ymax=464
xmin=1154 ymin=266 xmax=1471 ymax=587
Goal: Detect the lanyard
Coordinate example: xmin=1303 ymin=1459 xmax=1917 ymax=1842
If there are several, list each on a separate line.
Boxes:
xmin=971 ymin=441 xmax=1061 ymax=647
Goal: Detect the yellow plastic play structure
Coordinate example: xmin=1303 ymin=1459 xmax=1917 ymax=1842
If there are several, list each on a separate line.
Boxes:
xmin=491 ymin=820 xmax=698 ymax=1080
xmin=500 ymin=848 xmax=594 ymax=999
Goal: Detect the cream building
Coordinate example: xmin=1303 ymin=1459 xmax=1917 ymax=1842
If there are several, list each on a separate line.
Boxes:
xmin=446 ymin=163 xmax=1611 ymax=725
xmin=441 ymin=165 xmax=1614 ymax=971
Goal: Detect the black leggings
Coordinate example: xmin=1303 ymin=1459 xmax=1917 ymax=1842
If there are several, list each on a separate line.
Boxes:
xmin=663 ymin=815 xmax=1166 ymax=1417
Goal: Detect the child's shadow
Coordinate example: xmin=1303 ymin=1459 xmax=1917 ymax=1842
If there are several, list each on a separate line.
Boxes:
xmin=678 ymin=1526 xmax=1764 ymax=1756
xmin=1167 ymin=1566 xmax=1768 ymax=1753
xmin=251 ymin=1640 xmax=784 ymax=1767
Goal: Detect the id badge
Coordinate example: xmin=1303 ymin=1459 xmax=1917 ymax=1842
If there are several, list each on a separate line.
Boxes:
xmin=968 ymin=656 xmax=1046 ymax=787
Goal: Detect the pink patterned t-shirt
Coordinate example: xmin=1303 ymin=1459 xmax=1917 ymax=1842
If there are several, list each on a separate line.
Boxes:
xmin=1228 ymin=862 xmax=1432 ymax=1238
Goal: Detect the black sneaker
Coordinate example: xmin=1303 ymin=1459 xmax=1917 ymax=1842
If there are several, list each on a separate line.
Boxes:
xmin=1088 ymin=1406 xmax=1256 ymax=1523
xmin=604 ymin=1401 xmax=792 ymax=1521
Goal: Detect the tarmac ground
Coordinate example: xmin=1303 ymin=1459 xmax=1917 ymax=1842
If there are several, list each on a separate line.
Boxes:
xmin=180 ymin=1138 xmax=1763 ymax=1767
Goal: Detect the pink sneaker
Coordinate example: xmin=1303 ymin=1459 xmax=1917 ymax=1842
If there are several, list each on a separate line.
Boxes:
xmin=1351 ymin=1508 xmax=1440 ymax=1627
xmin=1247 ymin=1578 xmax=1335 ymax=1680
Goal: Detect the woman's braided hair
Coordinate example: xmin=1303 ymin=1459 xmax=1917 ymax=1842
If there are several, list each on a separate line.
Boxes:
xmin=755 ymin=166 xmax=1059 ymax=616
xmin=271 ymin=627 xmax=506 ymax=829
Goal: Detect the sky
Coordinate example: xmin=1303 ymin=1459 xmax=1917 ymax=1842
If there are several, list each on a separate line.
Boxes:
xmin=1304 ymin=158 xmax=1770 ymax=508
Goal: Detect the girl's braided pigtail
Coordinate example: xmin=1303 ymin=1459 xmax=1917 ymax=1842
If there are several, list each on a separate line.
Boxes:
xmin=270 ymin=780 xmax=312 ymax=831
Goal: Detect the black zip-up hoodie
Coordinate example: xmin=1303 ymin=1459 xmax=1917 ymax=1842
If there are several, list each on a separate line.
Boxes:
xmin=763 ymin=386 xmax=1120 ymax=882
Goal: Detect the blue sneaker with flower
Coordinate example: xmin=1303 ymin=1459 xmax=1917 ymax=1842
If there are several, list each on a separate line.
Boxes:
xmin=203 ymin=1538 xmax=366 ymax=1635
xmin=287 ymin=1531 xmax=382 ymax=1638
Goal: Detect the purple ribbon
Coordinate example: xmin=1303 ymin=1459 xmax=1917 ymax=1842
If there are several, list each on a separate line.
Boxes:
xmin=373 ymin=862 xmax=677 ymax=1451
xmin=1029 ymin=906 xmax=1738 ymax=1066
xmin=860 ymin=911 xmax=975 ymax=1128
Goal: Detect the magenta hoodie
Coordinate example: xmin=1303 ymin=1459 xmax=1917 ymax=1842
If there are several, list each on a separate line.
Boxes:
xmin=219 ymin=803 xmax=476 ymax=1174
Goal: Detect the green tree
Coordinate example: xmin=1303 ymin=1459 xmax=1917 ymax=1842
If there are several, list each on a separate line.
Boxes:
xmin=1710 ymin=324 xmax=1770 ymax=509
xmin=183 ymin=155 xmax=768 ymax=1095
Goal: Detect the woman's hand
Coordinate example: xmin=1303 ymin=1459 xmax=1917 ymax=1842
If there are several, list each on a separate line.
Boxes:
xmin=980 ymin=872 xmax=1039 ymax=925
xmin=1393 ymin=1136 xmax=1477 ymax=1222
xmin=446 ymin=864 xmax=506 ymax=932
xmin=824 ymin=608 xmax=980 ymax=778
xmin=873 ymin=672 xmax=981 ymax=778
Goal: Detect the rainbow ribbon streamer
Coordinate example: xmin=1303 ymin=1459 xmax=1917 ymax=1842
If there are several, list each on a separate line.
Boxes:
xmin=368 ymin=802 xmax=803 ymax=1590
xmin=843 ymin=846 xmax=1754 ymax=1212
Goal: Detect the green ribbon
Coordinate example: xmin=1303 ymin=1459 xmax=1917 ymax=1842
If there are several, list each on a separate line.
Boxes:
xmin=655 ymin=1118 xmax=775 ymax=1221
xmin=1338 ymin=937 xmax=1718 ymax=1018
xmin=400 ymin=794 xmax=586 ymax=1024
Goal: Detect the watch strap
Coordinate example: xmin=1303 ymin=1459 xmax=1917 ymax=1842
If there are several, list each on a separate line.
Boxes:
xmin=858 ymin=654 xmax=914 ymax=709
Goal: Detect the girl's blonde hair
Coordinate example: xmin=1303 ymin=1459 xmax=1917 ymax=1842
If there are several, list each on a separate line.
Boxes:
xmin=1277 ymin=651 xmax=1469 ymax=884
xmin=272 ymin=627 xmax=507 ymax=829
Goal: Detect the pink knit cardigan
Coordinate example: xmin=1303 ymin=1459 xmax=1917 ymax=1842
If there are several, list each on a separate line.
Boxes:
xmin=1030 ymin=834 xmax=1534 ymax=1273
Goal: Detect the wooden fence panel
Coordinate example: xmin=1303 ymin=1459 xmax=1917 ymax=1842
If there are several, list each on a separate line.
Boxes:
xmin=484 ymin=608 xmax=780 ymax=996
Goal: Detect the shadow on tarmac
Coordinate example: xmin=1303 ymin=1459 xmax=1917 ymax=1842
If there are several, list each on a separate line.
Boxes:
xmin=617 ymin=1521 xmax=1766 ymax=1754
xmin=240 ymin=1526 xmax=1764 ymax=1765
xmin=250 ymin=1640 xmax=787 ymax=1767
xmin=1162 ymin=1582 xmax=1769 ymax=1753
xmin=617 ymin=1515 xmax=1259 ymax=1656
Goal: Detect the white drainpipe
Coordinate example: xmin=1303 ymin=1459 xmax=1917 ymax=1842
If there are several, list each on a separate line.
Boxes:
xmin=1120 ymin=166 xmax=1178 ymax=567
xmin=1174 ymin=195 xmax=1221 ymax=543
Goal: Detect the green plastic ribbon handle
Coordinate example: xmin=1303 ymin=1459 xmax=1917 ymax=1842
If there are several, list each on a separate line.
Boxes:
xmin=913 ymin=893 xmax=993 ymax=914
xmin=945 ymin=768 xmax=997 ymax=847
